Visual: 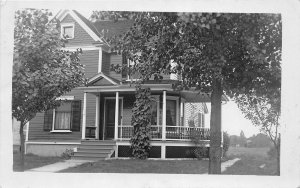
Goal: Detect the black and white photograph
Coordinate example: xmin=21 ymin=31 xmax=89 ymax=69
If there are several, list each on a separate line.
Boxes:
xmin=0 ymin=0 xmax=300 ymax=188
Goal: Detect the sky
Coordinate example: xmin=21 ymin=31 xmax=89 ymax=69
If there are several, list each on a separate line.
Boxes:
xmin=205 ymin=101 xmax=260 ymax=138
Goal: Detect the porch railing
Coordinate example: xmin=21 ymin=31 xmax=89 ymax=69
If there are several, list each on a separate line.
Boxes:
xmin=118 ymin=125 xmax=162 ymax=140
xmin=118 ymin=125 xmax=210 ymax=140
xmin=166 ymin=126 xmax=210 ymax=140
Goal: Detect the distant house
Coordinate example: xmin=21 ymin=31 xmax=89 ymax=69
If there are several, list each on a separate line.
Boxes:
xmin=25 ymin=10 xmax=228 ymax=160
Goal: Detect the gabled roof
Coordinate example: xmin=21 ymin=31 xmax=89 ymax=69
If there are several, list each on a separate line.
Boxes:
xmin=87 ymin=72 xmax=120 ymax=86
xmin=72 ymin=10 xmax=103 ymax=39
xmin=56 ymin=10 xmax=103 ymax=43
xmin=56 ymin=10 xmax=134 ymax=47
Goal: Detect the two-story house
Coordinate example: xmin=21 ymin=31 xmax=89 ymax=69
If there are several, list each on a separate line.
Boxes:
xmin=25 ymin=10 xmax=227 ymax=160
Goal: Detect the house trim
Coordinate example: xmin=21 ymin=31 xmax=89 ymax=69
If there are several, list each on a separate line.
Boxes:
xmin=82 ymin=92 xmax=87 ymax=139
xmin=25 ymin=122 xmax=29 ymax=141
xmin=26 ymin=141 xmax=80 ymax=145
xmin=50 ymin=101 xmax=74 ymax=133
xmin=98 ymin=48 xmax=102 ymax=72
xmin=50 ymin=130 xmax=72 ymax=133
xmin=57 ymin=10 xmax=102 ymax=42
xmin=88 ymin=72 xmax=119 ymax=86
xmin=62 ymin=46 xmax=101 ymax=51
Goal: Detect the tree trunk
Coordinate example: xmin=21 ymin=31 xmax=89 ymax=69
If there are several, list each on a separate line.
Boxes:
xmin=276 ymin=135 xmax=280 ymax=175
xmin=19 ymin=121 xmax=25 ymax=172
xmin=209 ymin=79 xmax=222 ymax=174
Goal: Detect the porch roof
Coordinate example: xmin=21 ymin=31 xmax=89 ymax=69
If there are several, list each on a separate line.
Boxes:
xmin=79 ymin=84 xmax=228 ymax=103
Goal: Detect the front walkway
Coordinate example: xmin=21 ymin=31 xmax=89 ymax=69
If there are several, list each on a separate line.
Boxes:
xmin=221 ymin=158 xmax=241 ymax=172
xmin=25 ymin=159 xmax=93 ymax=172
xmin=25 ymin=158 xmax=240 ymax=173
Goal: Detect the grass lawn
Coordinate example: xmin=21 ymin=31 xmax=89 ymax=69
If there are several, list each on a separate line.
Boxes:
xmin=13 ymin=151 xmax=63 ymax=172
xmin=60 ymin=159 xmax=209 ymax=173
xmin=222 ymin=147 xmax=278 ymax=176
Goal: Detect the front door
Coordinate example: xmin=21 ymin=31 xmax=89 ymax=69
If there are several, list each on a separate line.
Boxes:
xmin=104 ymin=98 xmax=122 ymax=140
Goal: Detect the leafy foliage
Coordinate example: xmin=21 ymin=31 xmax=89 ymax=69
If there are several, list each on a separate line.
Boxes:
xmin=13 ymin=9 xmax=85 ymax=171
xmin=13 ymin=9 xmax=85 ymax=125
xmin=61 ymin=149 xmax=75 ymax=160
xmin=130 ymin=84 xmax=152 ymax=159
xmin=190 ymin=130 xmax=209 ymax=160
xmin=222 ymin=132 xmax=230 ymax=157
xmin=91 ymin=11 xmax=281 ymax=173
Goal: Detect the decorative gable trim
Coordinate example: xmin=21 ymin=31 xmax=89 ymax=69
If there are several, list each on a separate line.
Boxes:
xmin=57 ymin=10 xmax=102 ymax=42
xmin=88 ymin=72 xmax=119 ymax=86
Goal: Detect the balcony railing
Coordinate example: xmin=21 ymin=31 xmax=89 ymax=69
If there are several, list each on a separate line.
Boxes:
xmin=118 ymin=125 xmax=210 ymax=141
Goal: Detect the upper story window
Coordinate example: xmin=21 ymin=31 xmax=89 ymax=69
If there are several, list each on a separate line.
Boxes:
xmin=61 ymin=23 xmax=75 ymax=39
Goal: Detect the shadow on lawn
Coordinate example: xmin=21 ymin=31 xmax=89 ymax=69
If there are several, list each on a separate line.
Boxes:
xmin=59 ymin=159 xmax=209 ymax=174
xmin=13 ymin=151 xmax=63 ymax=172
xmin=222 ymin=147 xmax=278 ymax=176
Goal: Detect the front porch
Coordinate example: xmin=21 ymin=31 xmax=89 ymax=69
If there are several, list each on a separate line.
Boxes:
xmin=79 ymin=84 xmax=216 ymax=159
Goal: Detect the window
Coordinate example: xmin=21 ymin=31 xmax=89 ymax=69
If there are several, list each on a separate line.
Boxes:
xmin=54 ymin=102 xmax=72 ymax=130
xmin=43 ymin=100 xmax=81 ymax=132
xmin=150 ymin=101 xmax=158 ymax=125
xmin=61 ymin=23 xmax=75 ymax=39
xmin=166 ymin=100 xmax=177 ymax=126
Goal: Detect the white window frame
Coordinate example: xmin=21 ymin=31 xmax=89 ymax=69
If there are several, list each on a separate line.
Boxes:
xmin=50 ymin=99 xmax=73 ymax=133
xmin=61 ymin=23 xmax=75 ymax=39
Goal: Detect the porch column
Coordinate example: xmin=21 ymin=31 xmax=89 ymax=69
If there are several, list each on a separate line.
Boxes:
xmin=82 ymin=92 xmax=87 ymax=139
xmin=95 ymin=94 xmax=100 ymax=139
xmin=114 ymin=91 xmax=119 ymax=140
xmin=180 ymin=101 xmax=183 ymax=127
xmin=162 ymin=90 xmax=166 ymax=141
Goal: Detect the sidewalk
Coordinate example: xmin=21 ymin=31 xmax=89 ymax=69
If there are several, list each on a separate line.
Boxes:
xmin=221 ymin=158 xmax=240 ymax=172
xmin=26 ymin=159 xmax=93 ymax=172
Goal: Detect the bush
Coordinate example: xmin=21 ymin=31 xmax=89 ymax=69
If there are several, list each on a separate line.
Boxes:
xmin=194 ymin=147 xmax=209 ymax=159
xmin=267 ymin=146 xmax=278 ymax=160
xmin=190 ymin=130 xmax=209 ymax=159
xmin=61 ymin=149 xmax=74 ymax=160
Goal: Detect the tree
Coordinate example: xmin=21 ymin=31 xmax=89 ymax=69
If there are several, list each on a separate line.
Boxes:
xmin=239 ymin=130 xmax=247 ymax=147
xmin=13 ymin=9 xmax=85 ymax=171
xmin=91 ymin=11 xmax=281 ymax=174
xmin=235 ymin=89 xmax=281 ymax=174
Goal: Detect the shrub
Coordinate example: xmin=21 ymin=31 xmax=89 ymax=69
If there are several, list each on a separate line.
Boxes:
xmin=267 ymin=146 xmax=278 ymax=160
xmin=194 ymin=147 xmax=209 ymax=159
xmin=61 ymin=149 xmax=74 ymax=160
xmin=130 ymin=85 xmax=152 ymax=159
xmin=223 ymin=132 xmax=230 ymax=157
xmin=190 ymin=130 xmax=208 ymax=159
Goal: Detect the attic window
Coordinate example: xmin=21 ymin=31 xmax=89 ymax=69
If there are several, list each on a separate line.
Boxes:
xmin=61 ymin=23 xmax=75 ymax=39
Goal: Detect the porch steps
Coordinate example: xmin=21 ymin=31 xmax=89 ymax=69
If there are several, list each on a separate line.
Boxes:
xmin=72 ymin=140 xmax=116 ymax=161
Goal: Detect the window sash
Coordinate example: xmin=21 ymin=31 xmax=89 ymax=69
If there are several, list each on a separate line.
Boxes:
xmin=53 ymin=102 xmax=72 ymax=131
xmin=54 ymin=111 xmax=71 ymax=130
xmin=166 ymin=99 xmax=177 ymax=126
